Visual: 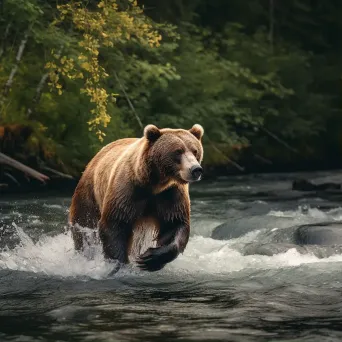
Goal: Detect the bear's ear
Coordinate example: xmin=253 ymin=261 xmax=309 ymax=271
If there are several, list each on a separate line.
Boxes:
xmin=144 ymin=124 xmax=161 ymax=142
xmin=189 ymin=124 xmax=204 ymax=140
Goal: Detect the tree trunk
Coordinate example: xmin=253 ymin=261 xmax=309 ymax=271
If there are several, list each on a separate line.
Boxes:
xmin=3 ymin=31 xmax=29 ymax=97
xmin=0 ymin=22 xmax=12 ymax=59
xmin=27 ymin=46 xmax=63 ymax=118
xmin=114 ymin=71 xmax=143 ymax=129
xmin=269 ymin=0 xmax=274 ymax=52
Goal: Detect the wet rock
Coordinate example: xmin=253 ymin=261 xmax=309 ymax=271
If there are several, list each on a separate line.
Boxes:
xmin=241 ymin=242 xmax=342 ymax=259
xmin=292 ymin=179 xmax=341 ymax=192
xmin=211 ymin=220 xmax=256 ymax=240
xmin=241 ymin=243 xmax=306 ymax=257
xmin=211 ymin=215 xmax=298 ymax=241
xmin=294 ymin=222 xmax=342 ymax=245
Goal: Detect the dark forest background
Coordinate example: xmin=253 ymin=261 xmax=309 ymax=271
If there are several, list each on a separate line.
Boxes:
xmin=1 ymin=0 xmax=342 ymax=187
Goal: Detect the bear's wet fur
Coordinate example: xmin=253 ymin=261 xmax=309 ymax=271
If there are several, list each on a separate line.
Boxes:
xmin=68 ymin=124 xmax=204 ymax=272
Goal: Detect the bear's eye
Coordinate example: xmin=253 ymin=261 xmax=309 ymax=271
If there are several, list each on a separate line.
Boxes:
xmin=175 ymin=149 xmax=183 ymax=155
xmin=192 ymin=149 xmax=198 ymax=156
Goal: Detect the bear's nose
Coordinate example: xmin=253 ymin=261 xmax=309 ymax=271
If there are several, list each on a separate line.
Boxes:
xmin=190 ymin=166 xmax=203 ymax=181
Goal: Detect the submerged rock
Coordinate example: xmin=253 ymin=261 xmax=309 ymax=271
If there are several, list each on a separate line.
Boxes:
xmin=260 ymin=221 xmax=342 ymax=245
xmin=294 ymin=222 xmax=342 ymax=245
xmin=241 ymin=242 xmax=342 ymax=259
xmin=211 ymin=219 xmax=258 ymax=240
xmin=213 ymin=217 xmax=342 ymax=259
xmin=241 ymin=243 xmax=306 ymax=256
xmin=292 ymin=179 xmax=341 ymax=192
xmin=211 ymin=215 xmax=304 ymax=241
xmin=239 ymin=221 xmax=342 ymax=259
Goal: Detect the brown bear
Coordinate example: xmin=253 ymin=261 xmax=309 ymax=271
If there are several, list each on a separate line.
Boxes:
xmin=68 ymin=124 xmax=204 ymax=272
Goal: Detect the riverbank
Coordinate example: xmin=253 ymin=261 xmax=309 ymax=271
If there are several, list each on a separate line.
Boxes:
xmin=0 ymin=177 xmax=79 ymax=197
xmin=1 ymin=161 xmax=342 ymax=197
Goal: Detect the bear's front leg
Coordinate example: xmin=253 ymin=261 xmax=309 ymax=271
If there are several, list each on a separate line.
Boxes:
xmin=98 ymin=186 xmax=139 ymax=268
xmin=98 ymin=217 xmax=132 ymax=265
xmin=136 ymin=221 xmax=189 ymax=272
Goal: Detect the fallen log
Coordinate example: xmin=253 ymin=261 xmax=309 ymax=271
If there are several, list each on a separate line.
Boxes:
xmin=41 ymin=166 xmax=73 ymax=179
xmin=253 ymin=153 xmax=273 ymax=165
xmin=205 ymin=137 xmax=245 ymax=172
xmin=0 ymin=152 xmax=49 ymax=183
xmin=260 ymin=126 xmax=298 ymax=154
xmin=4 ymin=172 xmax=20 ymax=186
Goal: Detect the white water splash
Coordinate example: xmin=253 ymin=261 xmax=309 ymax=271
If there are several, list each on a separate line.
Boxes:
xmin=267 ymin=207 xmax=329 ymax=219
xmin=266 ymin=206 xmax=342 ymax=229
xmin=0 ymin=224 xmax=115 ymax=279
xmin=172 ymin=235 xmax=342 ymax=275
xmin=2 ymin=217 xmax=342 ymax=280
xmin=43 ymin=204 xmax=64 ymax=210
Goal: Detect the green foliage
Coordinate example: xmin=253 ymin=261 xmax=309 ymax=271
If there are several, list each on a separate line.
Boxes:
xmin=1 ymin=0 xmax=342 ymax=173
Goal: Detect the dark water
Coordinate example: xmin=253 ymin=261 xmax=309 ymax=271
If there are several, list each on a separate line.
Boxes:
xmin=2 ymin=171 xmax=342 ymax=341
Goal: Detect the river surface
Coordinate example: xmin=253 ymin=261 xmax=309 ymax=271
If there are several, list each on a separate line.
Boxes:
xmin=2 ymin=171 xmax=342 ymax=341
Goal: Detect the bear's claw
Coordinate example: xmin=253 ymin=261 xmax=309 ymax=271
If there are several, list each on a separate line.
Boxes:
xmin=136 ymin=245 xmax=178 ymax=272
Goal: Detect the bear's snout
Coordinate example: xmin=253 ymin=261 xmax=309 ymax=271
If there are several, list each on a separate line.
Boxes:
xmin=190 ymin=165 xmax=203 ymax=181
xmin=179 ymin=152 xmax=202 ymax=183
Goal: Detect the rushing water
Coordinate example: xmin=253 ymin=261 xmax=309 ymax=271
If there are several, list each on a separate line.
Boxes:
xmin=2 ymin=171 xmax=342 ymax=341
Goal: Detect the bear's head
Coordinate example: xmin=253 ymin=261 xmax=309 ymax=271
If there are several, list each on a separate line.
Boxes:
xmin=144 ymin=124 xmax=204 ymax=184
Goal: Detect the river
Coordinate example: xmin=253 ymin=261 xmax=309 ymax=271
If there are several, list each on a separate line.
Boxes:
xmin=2 ymin=171 xmax=342 ymax=341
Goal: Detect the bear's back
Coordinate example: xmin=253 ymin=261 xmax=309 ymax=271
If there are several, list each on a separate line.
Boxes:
xmin=87 ymin=138 xmax=139 ymax=210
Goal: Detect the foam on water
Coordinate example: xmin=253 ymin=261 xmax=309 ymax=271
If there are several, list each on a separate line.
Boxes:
xmin=173 ymin=235 xmax=342 ymax=274
xmin=0 ymin=224 xmax=115 ymax=280
xmin=2 ymin=214 xmax=342 ymax=280
xmin=267 ymin=206 xmax=329 ymax=219
xmin=43 ymin=204 xmax=65 ymax=210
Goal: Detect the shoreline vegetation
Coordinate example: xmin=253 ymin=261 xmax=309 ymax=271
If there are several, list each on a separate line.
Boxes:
xmin=1 ymin=1 xmax=342 ymax=193
xmin=1 ymin=146 xmax=341 ymax=196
